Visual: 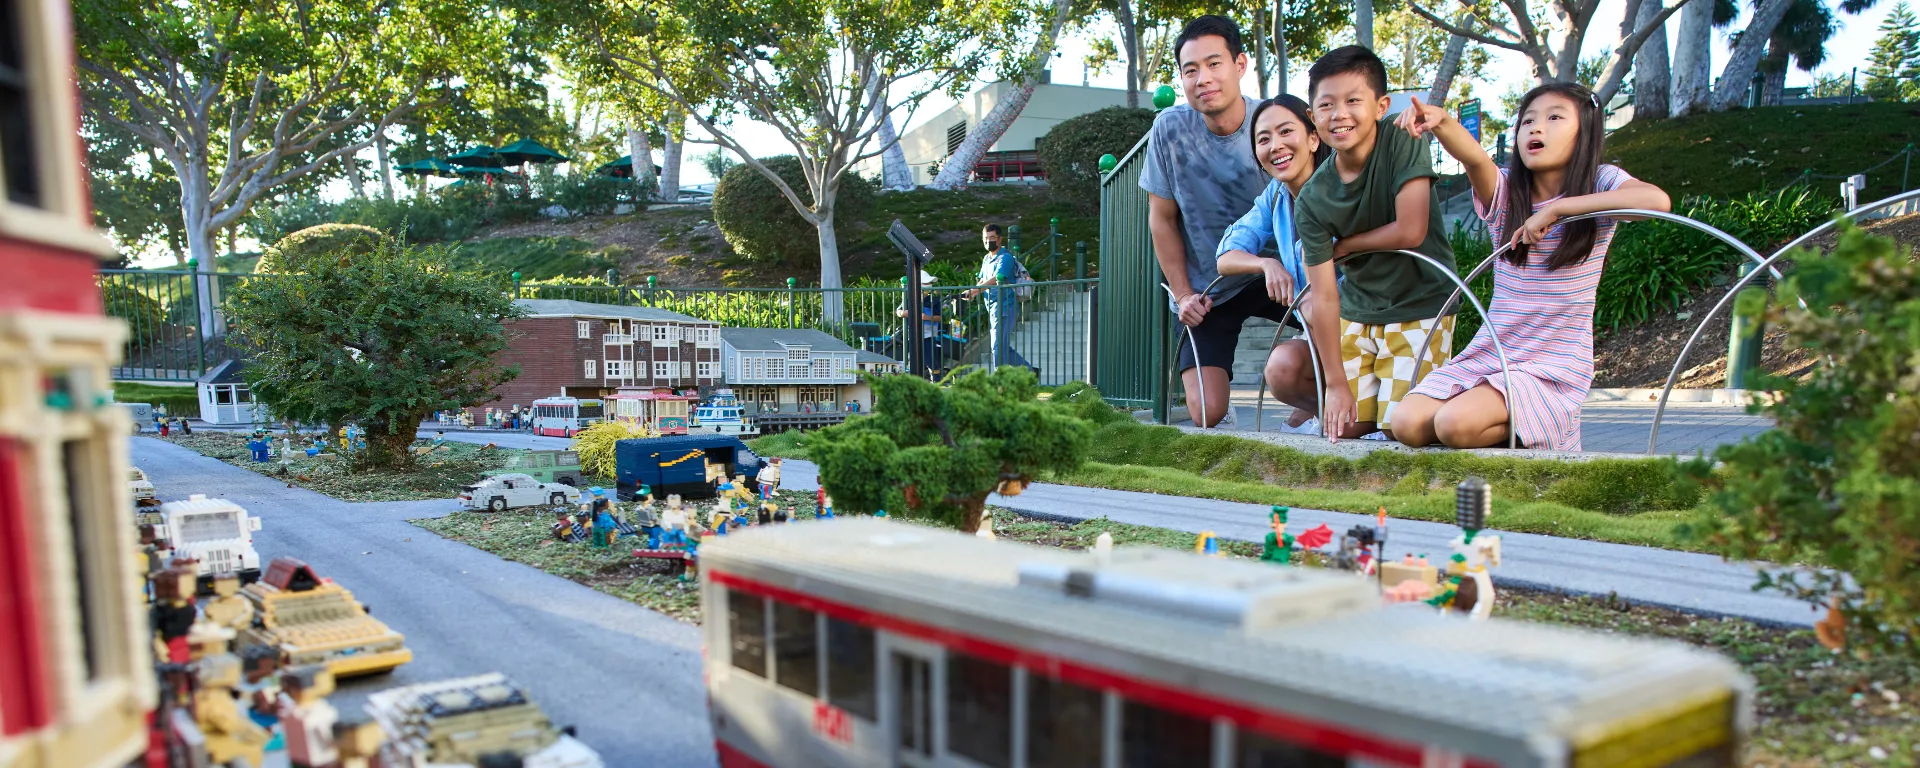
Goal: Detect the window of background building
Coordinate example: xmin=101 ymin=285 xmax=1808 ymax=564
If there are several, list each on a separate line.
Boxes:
xmin=682 ymin=361 xmax=692 ymax=379
xmin=1028 ymin=675 xmax=1103 ymax=768
xmin=654 ymin=362 xmax=671 ymax=380
xmin=728 ymin=589 xmax=767 ymax=677
xmin=825 ymin=617 xmax=877 ymax=720
xmin=813 ymin=359 xmax=831 ymax=378
xmin=772 ymin=601 xmax=820 ymax=696
xmin=0 ymin=1 xmax=41 ymax=208
xmin=654 ymin=325 xmax=671 ymax=342
xmin=576 ymin=320 xmax=590 ymax=339
xmin=947 ymin=651 xmax=1013 ymax=768
xmin=61 ymin=439 xmax=104 ymax=681
xmin=699 ymin=362 xmax=715 ymax=379
xmin=584 ymin=360 xmax=597 ymax=379
xmin=1122 ymin=700 xmax=1213 ymax=768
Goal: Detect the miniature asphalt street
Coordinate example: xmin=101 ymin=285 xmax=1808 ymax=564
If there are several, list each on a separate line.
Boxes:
xmin=130 ymin=437 xmax=716 ymax=767
xmin=427 ymin=428 xmax=1821 ymax=627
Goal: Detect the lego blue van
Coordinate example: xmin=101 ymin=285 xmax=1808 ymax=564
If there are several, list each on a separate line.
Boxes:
xmin=615 ymin=434 xmax=766 ymax=501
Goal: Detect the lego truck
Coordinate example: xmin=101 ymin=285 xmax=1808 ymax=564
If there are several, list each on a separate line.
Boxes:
xmin=614 ymin=434 xmax=764 ymax=501
xmin=240 ymin=556 xmax=413 ymax=678
xmin=365 ymin=673 xmax=602 ymax=768
xmin=157 ymin=494 xmax=263 ymax=584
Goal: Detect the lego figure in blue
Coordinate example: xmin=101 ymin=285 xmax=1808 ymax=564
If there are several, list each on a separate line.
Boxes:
xmin=590 ymin=496 xmax=618 ymax=549
xmin=247 ymin=435 xmax=272 ymax=462
xmin=965 ymin=223 xmax=1034 ymax=373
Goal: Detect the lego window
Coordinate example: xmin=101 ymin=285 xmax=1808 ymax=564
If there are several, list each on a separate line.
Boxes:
xmin=772 ymin=601 xmax=820 ymax=696
xmin=812 ymin=359 xmax=831 ymax=378
xmin=681 ymin=361 xmax=692 ymax=379
xmin=584 ymin=360 xmax=598 ymax=379
xmin=1232 ymin=729 xmax=1345 ymax=767
xmin=727 ymin=588 xmax=767 ymax=677
xmin=1027 ymin=675 xmax=1104 ymax=768
xmin=60 ymin=440 xmax=104 ymax=681
xmin=947 ymin=651 xmax=1013 ymax=768
xmin=824 ymin=617 xmax=876 ymax=720
xmin=0 ymin=0 xmax=40 ymax=208
xmin=699 ymin=362 xmax=715 ymax=379
xmin=577 ymin=321 xmax=590 ymax=339
xmin=1121 ymin=699 xmax=1213 ymax=767
xmin=654 ymin=326 xmax=671 ymax=342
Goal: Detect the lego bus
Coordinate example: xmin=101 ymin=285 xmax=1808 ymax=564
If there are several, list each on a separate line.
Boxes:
xmin=700 ymin=518 xmax=1751 ymax=768
xmin=531 ymin=396 xmax=605 ymax=438
xmin=606 ymin=387 xmax=697 ymax=435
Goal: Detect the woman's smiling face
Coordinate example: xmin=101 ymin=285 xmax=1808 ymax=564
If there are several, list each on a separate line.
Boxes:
xmin=1253 ymin=105 xmax=1318 ymax=188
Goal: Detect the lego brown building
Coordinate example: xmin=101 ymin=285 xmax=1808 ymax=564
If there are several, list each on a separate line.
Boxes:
xmin=466 ymin=299 xmax=722 ymax=422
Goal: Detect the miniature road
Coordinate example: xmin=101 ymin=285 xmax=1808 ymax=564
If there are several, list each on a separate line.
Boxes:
xmin=422 ymin=428 xmax=1820 ymax=627
xmin=130 ymin=437 xmax=716 ymax=767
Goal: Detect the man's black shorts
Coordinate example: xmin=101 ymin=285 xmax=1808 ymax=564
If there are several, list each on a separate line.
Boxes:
xmin=1176 ymin=286 xmax=1301 ymax=373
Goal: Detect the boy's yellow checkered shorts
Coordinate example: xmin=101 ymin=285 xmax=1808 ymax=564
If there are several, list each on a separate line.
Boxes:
xmin=1340 ymin=316 xmax=1455 ymax=430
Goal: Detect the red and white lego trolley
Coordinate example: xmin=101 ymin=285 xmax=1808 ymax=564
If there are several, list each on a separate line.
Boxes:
xmin=700 ymin=518 xmax=1750 ymax=768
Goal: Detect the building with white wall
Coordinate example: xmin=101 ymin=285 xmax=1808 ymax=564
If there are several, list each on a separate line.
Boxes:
xmin=861 ymin=79 xmax=1153 ymax=186
xmin=720 ymin=328 xmax=868 ymax=413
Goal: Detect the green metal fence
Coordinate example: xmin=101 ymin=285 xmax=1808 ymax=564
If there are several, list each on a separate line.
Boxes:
xmin=97 ymin=269 xmax=253 ymax=382
xmin=1094 ymin=133 xmax=1167 ymax=417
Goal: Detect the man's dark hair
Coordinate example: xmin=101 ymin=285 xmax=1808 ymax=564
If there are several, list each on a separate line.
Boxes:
xmin=982 ymin=224 xmax=1003 ymax=237
xmin=1307 ymin=45 xmax=1389 ymax=101
xmin=1172 ymin=15 xmax=1244 ymax=64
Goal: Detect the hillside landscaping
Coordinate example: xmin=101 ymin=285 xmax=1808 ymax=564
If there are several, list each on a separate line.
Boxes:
xmin=1607 ymin=102 xmax=1920 ymax=200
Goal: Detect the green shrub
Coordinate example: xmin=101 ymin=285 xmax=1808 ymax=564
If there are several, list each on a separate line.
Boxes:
xmin=712 ymin=156 xmax=875 ymax=266
xmin=1036 ymin=106 xmax=1155 ymax=212
xmin=114 ymin=382 xmax=200 ymax=419
xmin=1682 ymin=225 xmax=1920 ymax=654
xmin=548 ymin=173 xmax=653 ymax=217
xmin=449 ymin=237 xmax=617 ymax=280
xmin=256 ymin=223 xmax=384 ymax=273
xmin=1446 ymin=221 xmax=1495 ymax=353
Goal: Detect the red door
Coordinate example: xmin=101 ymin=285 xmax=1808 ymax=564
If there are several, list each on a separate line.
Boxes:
xmin=0 ymin=438 xmax=51 ymax=734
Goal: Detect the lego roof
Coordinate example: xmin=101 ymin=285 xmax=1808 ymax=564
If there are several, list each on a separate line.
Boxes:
xmin=855 ymin=350 xmax=899 ymax=365
xmin=614 ymin=434 xmax=750 ymax=451
xmin=513 ymin=298 xmax=702 ymax=323
xmin=197 ymin=358 xmax=249 ymax=386
xmin=720 ymin=327 xmax=855 ymax=353
xmin=702 ymin=518 xmax=1748 ymax=763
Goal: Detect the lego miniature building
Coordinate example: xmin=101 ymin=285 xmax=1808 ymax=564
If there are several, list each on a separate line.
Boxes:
xmin=467 ymin=299 xmax=722 ymax=422
xmin=0 ymin=0 xmax=155 ymax=762
xmin=720 ymin=328 xmax=867 ymax=414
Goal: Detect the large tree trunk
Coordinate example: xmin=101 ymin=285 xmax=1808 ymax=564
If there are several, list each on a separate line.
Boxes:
xmin=626 ymin=126 xmax=655 ymax=193
xmin=1355 ymin=0 xmax=1374 ymax=49
xmin=1273 ymin=0 xmax=1289 ymax=95
xmin=870 ymin=79 xmax=915 ymax=190
xmin=375 ymin=127 xmax=394 ymax=200
xmin=1631 ymin=0 xmax=1672 ymax=119
xmin=1712 ymin=0 xmax=1797 ymax=110
xmin=1759 ymin=44 xmax=1789 ymax=106
xmin=1116 ymin=0 xmax=1140 ymax=108
xmin=814 ymin=212 xmax=845 ymax=325
xmin=1252 ymin=6 xmax=1271 ymax=98
xmin=930 ymin=0 xmax=1073 ymax=190
xmin=1429 ymin=15 xmax=1472 ymax=104
xmin=361 ymin=418 xmax=418 ymax=470
xmin=1671 ymin=0 xmax=1715 ymax=116
xmin=660 ymin=116 xmax=683 ymax=202
xmin=179 ymin=165 xmax=220 ymax=341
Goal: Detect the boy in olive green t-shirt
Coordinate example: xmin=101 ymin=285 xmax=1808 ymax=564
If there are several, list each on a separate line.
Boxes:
xmin=1293 ymin=46 xmax=1457 ymax=440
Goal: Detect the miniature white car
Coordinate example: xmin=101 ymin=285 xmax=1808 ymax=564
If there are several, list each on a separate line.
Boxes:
xmin=129 ymin=466 xmax=157 ymax=505
xmin=365 ymin=673 xmax=603 ymax=768
xmin=157 ymin=494 xmax=263 ymax=584
xmin=458 ymin=473 xmax=583 ymax=512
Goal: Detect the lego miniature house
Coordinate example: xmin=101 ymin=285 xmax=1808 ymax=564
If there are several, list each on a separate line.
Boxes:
xmin=0 ymin=0 xmax=158 ymax=762
xmin=471 ymin=298 xmax=723 ymax=420
xmin=720 ymin=328 xmax=900 ymax=414
xmin=196 ymin=358 xmax=265 ymax=425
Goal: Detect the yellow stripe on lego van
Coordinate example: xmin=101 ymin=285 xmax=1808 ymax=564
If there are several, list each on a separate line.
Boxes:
xmin=660 ymin=450 xmax=704 ymax=467
xmin=1570 ymin=688 xmax=1735 ymax=768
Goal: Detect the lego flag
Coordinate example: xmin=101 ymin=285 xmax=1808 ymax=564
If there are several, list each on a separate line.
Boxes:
xmin=1295 ymin=523 xmax=1333 ymax=550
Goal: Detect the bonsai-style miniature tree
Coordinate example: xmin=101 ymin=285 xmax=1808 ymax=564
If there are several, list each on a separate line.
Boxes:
xmin=1683 ymin=225 xmax=1920 ymax=654
xmin=810 ymin=367 xmax=1094 ymax=533
xmin=225 ymin=234 xmax=523 ymax=469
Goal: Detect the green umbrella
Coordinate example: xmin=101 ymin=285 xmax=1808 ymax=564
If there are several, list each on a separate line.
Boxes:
xmin=446 ymin=146 xmax=505 ymax=168
xmin=451 ymin=165 xmax=523 ymax=179
xmin=594 ymin=154 xmax=662 ymax=178
xmin=394 ymin=158 xmax=457 ymax=177
xmin=495 ymin=138 xmax=570 ymax=166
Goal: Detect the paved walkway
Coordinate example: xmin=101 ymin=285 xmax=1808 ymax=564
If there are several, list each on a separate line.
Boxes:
xmin=130 ymin=438 xmax=714 ymax=767
xmin=422 ymin=430 xmax=1819 ymax=626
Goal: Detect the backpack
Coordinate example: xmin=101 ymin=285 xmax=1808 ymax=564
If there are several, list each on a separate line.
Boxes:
xmin=995 ymin=251 xmax=1035 ymax=301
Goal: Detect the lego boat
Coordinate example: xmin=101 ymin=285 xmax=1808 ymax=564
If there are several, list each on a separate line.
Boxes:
xmin=691 ymin=389 xmax=759 ymax=436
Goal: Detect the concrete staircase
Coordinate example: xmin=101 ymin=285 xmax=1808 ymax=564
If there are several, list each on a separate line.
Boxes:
xmin=1229 ymin=317 xmax=1297 ymax=385
xmin=1007 ymin=288 xmax=1091 ymax=387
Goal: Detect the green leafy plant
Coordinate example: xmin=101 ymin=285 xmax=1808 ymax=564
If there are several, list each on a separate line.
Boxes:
xmin=254 ymin=223 xmax=383 ymax=273
xmin=810 ymin=367 xmax=1094 ymax=532
xmin=1035 ymin=106 xmax=1154 ymax=212
xmin=101 ymin=282 xmax=166 ymax=349
xmin=711 ymin=156 xmax=875 ymax=266
xmin=225 ymin=234 xmax=524 ymax=469
xmin=1681 ymin=225 xmax=1920 ymax=654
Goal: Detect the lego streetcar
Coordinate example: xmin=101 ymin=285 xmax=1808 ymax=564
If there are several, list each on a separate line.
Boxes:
xmin=699 ymin=518 xmax=1750 ymax=768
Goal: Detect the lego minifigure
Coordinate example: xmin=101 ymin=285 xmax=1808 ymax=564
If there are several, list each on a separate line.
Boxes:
xmin=178 ymin=418 xmax=192 ymax=435
xmin=757 ymin=501 xmax=774 ymax=526
xmin=238 ymin=645 xmax=283 ymax=735
xmin=1437 ymin=477 xmax=1501 ymax=619
xmin=278 ymin=665 xmax=341 ymax=768
xmin=552 ymin=510 xmax=583 ymax=543
xmin=333 ymin=712 xmax=386 ymax=768
xmin=158 ymin=417 xmax=171 ymax=437
xmin=201 ymin=571 xmax=254 ymax=632
xmin=194 ymin=650 xmax=272 ymax=768
xmin=591 ymin=498 xmax=619 ymax=549
xmin=1261 ymin=506 xmax=1294 ymax=564
xmin=759 ymin=457 xmax=783 ymax=499
xmin=820 ymin=494 xmax=835 ymax=520
xmin=151 ymin=563 xmax=198 ymax=663
xmin=1194 ymin=530 xmax=1220 ymax=556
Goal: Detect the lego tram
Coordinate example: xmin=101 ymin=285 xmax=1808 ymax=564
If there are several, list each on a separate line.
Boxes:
xmin=606 ymin=386 xmax=698 ymax=434
xmin=531 ymin=395 xmax=606 ymax=437
xmin=700 ymin=518 xmax=1750 ymax=768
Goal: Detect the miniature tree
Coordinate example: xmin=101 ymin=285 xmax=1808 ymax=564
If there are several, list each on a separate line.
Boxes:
xmin=810 ymin=367 xmax=1093 ymax=533
xmin=225 ymin=235 xmax=523 ymax=469
xmin=1682 ymin=225 xmax=1920 ymax=654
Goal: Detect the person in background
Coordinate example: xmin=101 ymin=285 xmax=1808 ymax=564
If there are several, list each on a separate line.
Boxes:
xmin=1140 ymin=15 xmax=1274 ymax=427
xmin=894 ymin=270 xmax=944 ymax=377
xmin=1390 ymin=83 xmax=1670 ymax=450
xmin=964 ymin=223 xmax=1034 ymax=373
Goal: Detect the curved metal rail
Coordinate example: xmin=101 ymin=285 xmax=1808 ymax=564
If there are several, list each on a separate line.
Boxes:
xmin=1160 ymin=275 xmax=1230 ymax=429
xmin=1645 ymin=187 xmax=1920 ymax=453
xmin=1259 ymin=249 xmax=1522 ymax=449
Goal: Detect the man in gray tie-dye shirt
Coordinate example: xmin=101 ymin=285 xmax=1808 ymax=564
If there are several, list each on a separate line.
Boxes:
xmin=1140 ymin=14 xmax=1276 ymax=427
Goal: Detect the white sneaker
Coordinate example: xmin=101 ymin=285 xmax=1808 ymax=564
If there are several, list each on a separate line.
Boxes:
xmin=1280 ymin=417 xmax=1321 ymax=435
xmin=1360 ymin=430 xmax=1391 ymax=441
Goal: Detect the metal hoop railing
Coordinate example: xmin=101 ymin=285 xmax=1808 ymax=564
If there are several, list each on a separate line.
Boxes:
xmin=1645 ymin=187 xmax=1920 ymax=453
xmin=1160 ymin=275 xmax=1231 ymax=429
xmin=1254 ymin=248 xmax=1522 ymax=449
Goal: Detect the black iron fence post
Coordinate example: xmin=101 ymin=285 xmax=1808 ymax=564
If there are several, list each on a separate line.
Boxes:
xmin=1075 ymin=241 xmax=1087 ymax=285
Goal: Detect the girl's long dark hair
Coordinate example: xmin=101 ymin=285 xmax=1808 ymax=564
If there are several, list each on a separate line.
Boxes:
xmin=1249 ymin=94 xmax=1333 ymax=171
xmin=1503 ymin=82 xmax=1606 ymax=271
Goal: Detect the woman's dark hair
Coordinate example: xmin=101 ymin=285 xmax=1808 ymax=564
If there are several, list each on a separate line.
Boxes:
xmin=1248 ymin=94 xmax=1333 ymax=172
xmin=1503 ymin=81 xmax=1607 ymax=271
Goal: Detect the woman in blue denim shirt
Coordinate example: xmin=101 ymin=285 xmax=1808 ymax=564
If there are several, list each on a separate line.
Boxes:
xmin=1215 ymin=94 xmax=1333 ymax=433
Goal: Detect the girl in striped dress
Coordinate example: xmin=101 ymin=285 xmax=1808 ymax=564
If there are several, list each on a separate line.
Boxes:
xmin=1387 ymin=83 xmax=1670 ymax=451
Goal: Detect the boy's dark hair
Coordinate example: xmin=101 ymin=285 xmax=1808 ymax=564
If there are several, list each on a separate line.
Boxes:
xmin=982 ymin=224 xmax=1003 ymax=237
xmin=1307 ymin=45 xmax=1389 ymax=101
xmin=1503 ymin=82 xmax=1607 ymax=271
xmin=1172 ymin=15 xmax=1244 ymax=63
xmin=1249 ymin=94 xmax=1334 ymax=169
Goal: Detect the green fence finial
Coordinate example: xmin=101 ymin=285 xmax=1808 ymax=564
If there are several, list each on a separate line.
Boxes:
xmin=786 ymin=277 xmax=797 ymax=288
xmin=1153 ymin=85 xmax=1176 ymax=110
xmin=900 ymin=276 xmax=909 ymax=286
xmin=510 ymin=271 xmax=521 ymax=281
xmin=647 ymin=275 xmax=657 ymax=287
xmin=1098 ymin=154 xmax=1118 ymax=173
xmin=186 ymin=258 xmax=198 ymax=269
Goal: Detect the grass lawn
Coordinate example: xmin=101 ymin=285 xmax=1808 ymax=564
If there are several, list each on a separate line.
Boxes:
xmin=1608 ymin=102 xmax=1920 ymax=200
xmin=154 ymin=431 xmax=523 ymax=503
xmin=114 ymin=381 xmax=202 ymax=418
